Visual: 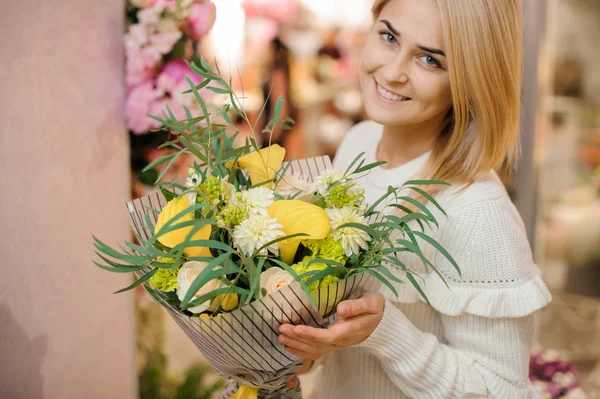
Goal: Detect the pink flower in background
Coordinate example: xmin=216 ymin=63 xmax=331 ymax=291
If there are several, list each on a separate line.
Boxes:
xmin=242 ymin=0 xmax=297 ymax=22
xmin=125 ymin=46 xmax=162 ymax=88
xmin=157 ymin=59 xmax=203 ymax=93
xmin=187 ymin=1 xmax=217 ymax=41
xmin=126 ymin=82 xmax=162 ymax=134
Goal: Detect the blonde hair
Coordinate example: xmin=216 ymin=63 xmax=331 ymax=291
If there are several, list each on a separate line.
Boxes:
xmin=371 ymin=0 xmax=523 ymax=188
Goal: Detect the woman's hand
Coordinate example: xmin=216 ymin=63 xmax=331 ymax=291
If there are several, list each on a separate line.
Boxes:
xmin=278 ymin=292 xmax=385 ymax=361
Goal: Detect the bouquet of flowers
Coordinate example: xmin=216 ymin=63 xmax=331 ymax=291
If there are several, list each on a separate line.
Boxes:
xmin=94 ymin=58 xmax=458 ymax=398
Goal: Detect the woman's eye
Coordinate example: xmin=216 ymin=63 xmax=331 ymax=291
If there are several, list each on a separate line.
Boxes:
xmin=421 ymin=55 xmax=441 ymax=68
xmin=378 ymin=30 xmax=396 ymax=44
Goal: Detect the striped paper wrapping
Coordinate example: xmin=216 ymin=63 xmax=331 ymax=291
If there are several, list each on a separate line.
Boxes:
xmin=127 ymin=156 xmax=366 ymax=398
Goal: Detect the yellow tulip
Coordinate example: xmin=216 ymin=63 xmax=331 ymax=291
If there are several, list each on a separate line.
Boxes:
xmin=154 ymin=196 xmax=212 ymax=258
xmin=226 ymin=145 xmax=286 ymax=187
xmin=213 ymin=293 xmax=239 ymax=311
xmin=267 ymin=200 xmax=331 ymax=264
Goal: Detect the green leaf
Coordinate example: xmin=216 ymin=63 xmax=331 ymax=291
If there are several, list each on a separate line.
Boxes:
xmin=93 ymin=236 xmax=151 ymax=264
xmin=394 ymin=196 xmax=438 ymax=225
xmin=143 ymin=152 xmax=174 ymax=173
xmin=335 ymin=222 xmax=381 ymax=239
xmin=185 ymin=76 xmax=211 ymax=128
xmin=185 ymin=286 xmax=249 ymax=310
xmin=181 ymin=78 xmax=211 ymax=94
xmin=125 ymin=241 xmax=167 ymax=258
xmin=181 ymin=253 xmax=230 ymax=307
xmin=170 ymin=239 xmax=235 ymax=254
xmin=343 ymin=152 xmax=366 ymax=176
xmin=353 ymin=160 xmax=387 ymax=174
xmin=113 ymin=269 xmax=158 ymax=294
xmin=255 ymin=232 xmax=309 ymax=255
xmin=410 ymin=230 xmax=460 ymax=277
xmin=365 ymin=186 xmax=397 ymax=216
xmin=207 ymin=86 xmax=229 ymax=94
xmin=403 ymin=179 xmax=451 ymax=187
xmin=388 ymin=204 xmax=425 ymax=231
xmin=406 ymin=272 xmax=431 ymax=306
xmin=405 ymin=186 xmax=447 ymax=216
xmin=372 ymin=264 xmax=403 ymax=283
xmin=229 ymin=93 xmax=242 ymax=115
xmin=199 ymin=57 xmax=214 ymax=73
xmin=147 ymin=203 xmax=210 ymax=246
xmin=154 ymin=147 xmax=187 ymax=184
xmin=303 ymin=268 xmax=337 ymax=289
xmin=160 ymin=188 xmax=178 ymax=202
xmin=93 ymin=261 xmax=148 ymax=274
xmin=270 ymin=96 xmax=285 ymax=127
xmin=366 ymin=269 xmax=398 ymax=297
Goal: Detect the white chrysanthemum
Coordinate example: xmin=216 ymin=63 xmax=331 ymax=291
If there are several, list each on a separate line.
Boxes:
xmin=239 ymin=187 xmax=274 ymax=216
xmin=326 ymin=206 xmax=371 ymax=256
xmin=314 ymin=169 xmax=346 ymax=196
xmin=233 ymin=214 xmax=284 ymax=257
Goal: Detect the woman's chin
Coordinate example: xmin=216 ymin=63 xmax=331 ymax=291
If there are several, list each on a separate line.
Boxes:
xmin=366 ymin=108 xmax=413 ymax=127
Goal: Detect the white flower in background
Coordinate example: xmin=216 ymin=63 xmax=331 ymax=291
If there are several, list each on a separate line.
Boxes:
xmin=137 ymin=7 xmax=161 ymax=26
xmin=177 ymin=261 xmax=224 ymax=314
xmin=326 ymin=206 xmax=371 ymax=256
xmin=237 ymin=187 xmax=274 ymax=216
xmin=186 ymin=173 xmax=201 ymax=188
xmin=260 ymin=267 xmax=295 ymax=295
xmin=125 ymin=24 xmax=150 ymax=49
xmin=232 ymin=213 xmax=283 ymax=257
xmin=275 ymin=174 xmax=315 ymax=202
xmin=314 ymin=169 xmax=346 ymax=196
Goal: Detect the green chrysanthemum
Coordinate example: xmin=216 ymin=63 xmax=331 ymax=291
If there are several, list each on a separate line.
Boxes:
xmin=292 ymin=255 xmax=340 ymax=291
xmin=149 ymin=258 xmax=179 ymax=292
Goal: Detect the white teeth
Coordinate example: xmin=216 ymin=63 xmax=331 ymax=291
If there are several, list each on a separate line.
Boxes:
xmin=377 ymin=83 xmax=407 ymax=102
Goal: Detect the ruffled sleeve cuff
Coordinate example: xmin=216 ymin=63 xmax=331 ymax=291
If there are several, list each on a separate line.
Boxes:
xmin=422 ymin=273 xmax=552 ymax=318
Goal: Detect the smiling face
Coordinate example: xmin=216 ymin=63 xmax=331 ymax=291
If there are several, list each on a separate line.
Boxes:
xmin=360 ymin=0 xmax=452 ymax=132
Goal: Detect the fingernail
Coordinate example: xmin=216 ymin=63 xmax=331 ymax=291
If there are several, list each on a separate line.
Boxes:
xmin=338 ymin=304 xmax=347 ymax=314
xmin=279 ymin=325 xmax=292 ymax=334
xmin=278 ymin=335 xmax=288 ymax=344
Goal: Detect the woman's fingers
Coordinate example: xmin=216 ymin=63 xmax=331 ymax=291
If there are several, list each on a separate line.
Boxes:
xmin=278 ymin=334 xmax=333 ymax=354
xmin=283 ymin=346 xmax=322 ymax=360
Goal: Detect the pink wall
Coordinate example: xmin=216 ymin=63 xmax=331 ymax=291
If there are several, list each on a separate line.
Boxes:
xmin=0 ymin=1 xmax=136 ymax=398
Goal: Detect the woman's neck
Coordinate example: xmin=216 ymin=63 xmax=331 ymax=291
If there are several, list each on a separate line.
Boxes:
xmin=377 ymin=121 xmax=443 ymax=169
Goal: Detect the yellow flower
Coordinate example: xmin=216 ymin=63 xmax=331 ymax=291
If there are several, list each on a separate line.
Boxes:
xmin=154 ymin=196 xmax=212 ymax=257
xmin=213 ymin=293 xmax=239 ymax=311
xmin=226 ymin=145 xmax=286 ymax=187
xmin=267 ymin=200 xmax=331 ymax=264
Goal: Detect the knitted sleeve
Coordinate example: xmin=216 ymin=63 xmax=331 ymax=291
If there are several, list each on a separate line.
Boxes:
xmin=357 ymin=199 xmax=552 ymax=398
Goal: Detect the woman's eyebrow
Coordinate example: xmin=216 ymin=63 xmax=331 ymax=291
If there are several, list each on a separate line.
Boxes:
xmin=380 ymin=19 xmax=446 ymax=57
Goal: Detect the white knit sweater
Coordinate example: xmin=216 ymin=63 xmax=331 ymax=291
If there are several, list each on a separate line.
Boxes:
xmin=301 ymin=121 xmax=552 ymax=398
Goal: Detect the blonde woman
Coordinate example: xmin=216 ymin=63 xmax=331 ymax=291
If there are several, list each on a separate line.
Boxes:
xmin=278 ymin=0 xmax=552 ymax=397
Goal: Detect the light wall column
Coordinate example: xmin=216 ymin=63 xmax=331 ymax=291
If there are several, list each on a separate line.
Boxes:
xmin=0 ymin=1 xmax=136 ymax=398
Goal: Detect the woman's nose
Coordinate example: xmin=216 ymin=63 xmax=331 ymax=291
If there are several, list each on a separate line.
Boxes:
xmin=380 ymin=54 xmax=410 ymax=85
